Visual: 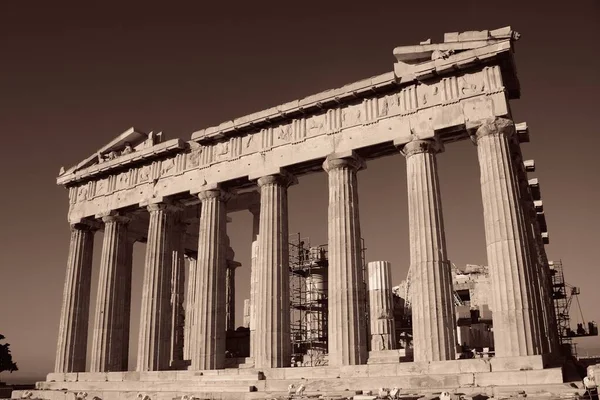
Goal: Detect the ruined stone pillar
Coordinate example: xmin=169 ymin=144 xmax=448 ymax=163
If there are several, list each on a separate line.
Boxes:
xmin=183 ymin=252 xmax=198 ymax=361
xmin=367 ymin=261 xmax=396 ymax=351
xmin=472 ymin=117 xmax=543 ymax=357
xmin=169 ymin=215 xmax=186 ymax=364
xmin=191 ymin=188 xmax=229 ymax=370
xmin=55 ymin=223 xmax=96 ymax=373
xmin=323 ymin=152 xmax=368 ymax=366
xmin=400 ymin=139 xmax=456 ymax=362
xmin=254 ymin=172 xmax=295 ymax=368
xmin=90 ymin=213 xmax=130 ymax=372
xmin=243 ymin=299 xmax=251 ymax=328
xmin=136 ymin=203 xmax=175 ymax=371
xmin=225 ymin=261 xmax=239 ymax=332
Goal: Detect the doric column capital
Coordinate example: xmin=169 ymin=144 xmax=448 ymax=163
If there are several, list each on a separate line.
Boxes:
xmin=470 ymin=117 xmax=515 ymax=142
xmin=146 ymin=202 xmax=183 ymax=214
xmin=257 ymin=170 xmax=297 ymax=188
xmin=400 ymin=139 xmax=443 ymax=158
xmin=69 ymin=220 xmax=100 ymax=232
xmin=322 ymin=152 xmax=365 ymax=173
xmin=100 ymin=212 xmax=131 ymax=225
xmin=197 ymin=188 xmax=232 ymax=202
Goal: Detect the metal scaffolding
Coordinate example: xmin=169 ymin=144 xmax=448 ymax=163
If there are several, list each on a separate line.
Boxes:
xmin=549 ymin=259 xmax=598 ymax=357
xmin=289 ymin=233 xmax=329 ymax=366
xmin=288 ymin=233 xmax=368 ymax=366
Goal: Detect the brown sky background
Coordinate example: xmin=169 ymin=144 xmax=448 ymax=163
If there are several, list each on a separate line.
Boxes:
xmin=1 ymin=0 xmax=599 ymax=384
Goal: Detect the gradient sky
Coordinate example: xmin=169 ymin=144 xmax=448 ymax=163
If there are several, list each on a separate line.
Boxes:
xmin=1 ymin=0 xmax=599 ymax=384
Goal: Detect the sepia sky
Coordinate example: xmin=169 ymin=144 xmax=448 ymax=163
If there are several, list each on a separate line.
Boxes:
xmin=1 ymin=0 xmax=599 ymax=384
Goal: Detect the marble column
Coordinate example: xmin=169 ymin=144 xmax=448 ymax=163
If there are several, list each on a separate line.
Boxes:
xmin=183 ymin=252 xmax=198 ymax=361
xmin=191 ymin=188 xmax=229 ymax=370
xmin=169 ymin=215 xmax=186 ymax=364
xmin=249 ymin=238 xmax=259 ymax=359
xmin=400 ymin=139 xmax=456 ymax=362
xmin=254 ymin=172 xmax=295 ymax=368
xmin=323 ymin=153 xmax=368 ymax=366
xmin=137 ymin=203 xmax=175 ymax=371
xmin=472 ymin=117 xmax=542 ymax=357
xmin=225 ymin=261 xmax=240 ymax=332
xmin=90 ymin=213 xmax=130 ymax=372
xmin=511 ymin=146 xmax=548 ymax=355
xmin=55 ymin=223 xmax=96 ymax=373
xmin=243 ymin=299 xmax=251 ymax=328
xmin=367 ymin=261 xmax=396 ymax=351
xmin=120 ymin=237 xmax=135 ymax=371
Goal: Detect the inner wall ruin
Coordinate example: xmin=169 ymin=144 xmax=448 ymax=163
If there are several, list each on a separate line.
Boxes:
xmin=16 ymin=26 xmax=567 ymax=400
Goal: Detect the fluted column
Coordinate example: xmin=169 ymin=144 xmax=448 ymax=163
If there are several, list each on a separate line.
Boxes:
xmin=170 ymin=215 xmax=186 ymax=364
xmin=120 ymin=237 xmax=135 ymax=371
xmin=400 ymin=139 xmax=456 ymax=361
xmin=90 ymin=213 xmax=130 ymax=372
xmin=472 ymin=117 xmax=543 ymax=357
xmin=254 ymin=172 xmax=295 ymax=368
xmin=55 ymin=223 xmax=96 ymax=373
xmin=323 ymin=153 xmax=368 ymax=366
xmin=249 ymin=238 xmax=259 ymax=359
xmin=137 ymin=203 xmax=175 ymax=371
xmin=367 ymin=261 xmax=396 ymax=351
xmin=243 ymin=299 xmax=251 ymax=328
xmin=510 ymin=145 xmax=550 ymax=355
xmin=183 ymin=252 xmax=198 ymax=361
xmin=225 ymin=261 xmax=239 ymax=332
xmin=191 ymin=188 xmax=229 ymax=370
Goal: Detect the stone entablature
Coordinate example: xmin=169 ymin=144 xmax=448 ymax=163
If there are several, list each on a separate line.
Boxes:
xmin=61 ymin=36 xmax=515 ymax=223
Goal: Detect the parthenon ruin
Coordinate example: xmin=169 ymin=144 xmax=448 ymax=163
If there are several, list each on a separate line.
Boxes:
xmin=16 ymin=26 xmax=570 ymax=400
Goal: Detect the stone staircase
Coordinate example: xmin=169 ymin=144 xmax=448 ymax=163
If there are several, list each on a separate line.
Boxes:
xmin=9 ymin=355 xmax=585 ymax=400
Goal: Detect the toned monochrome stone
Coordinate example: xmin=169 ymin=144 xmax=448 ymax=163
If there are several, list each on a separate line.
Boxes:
xmin=400 ymin=139 xmax=456 ymax=362
xmin=183 ymin=252 xmax=197 ymax=361
xmin=191 ymin=188 xmax=230 ymax=370
xmin=225 ymin=261 xmax=240 ymax=332
xmin=55 ymin=223 xmax=96 ymax=373
xmin=472 ymin=118 xmax=543 ymax=357
xmin=137 ymin=203 xmax=175 ymax=371
xmin=511 ymin=145 xmax=558 ymax=355
xmin=367 ymin=261 xmax=396 ymax=351
xmin=169 ymin=215 xmax=186 ymax=364
xmin=323 ymin=153 xmax=368 ymax=366
xmin=120 ymin=237 xmax=135 ymax=371
xmin=243 ymin=299 xmax=251 ymax=328
xmin=90 ymin=213 xmax=131 ymax=372
xmin=249 ymin=238 xmax=259 ymax=359
xmin=254 ymin=172 xmax=296 ymax=368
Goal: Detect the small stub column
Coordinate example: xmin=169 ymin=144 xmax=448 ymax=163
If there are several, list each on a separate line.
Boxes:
xmin=367 ymin=261 xmax=396 ymax=351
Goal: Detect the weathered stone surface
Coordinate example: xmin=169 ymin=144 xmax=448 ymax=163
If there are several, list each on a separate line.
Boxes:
xmin=55 ymin=223 xmax=95 ymax=373
xmin=190 ymin=188 xmax=229 ymax=370
xmin=136 ymin=204 xmax=175 ymax=371
xmin=324 ymin=152 xmax=368 ymax=366
xmin=254 ymin=172 xmax=295 ymax=368
xmin=183 ymin=252 xmax=197 ymax=361
xmin=367 ymin=261 xmax=396 ymax=351
xmin=472 ymin=118 xmax=544 ymax=357
xmin=400 ymin=139 xmax=456 ymax=361
xmin=169 ymin=215 xmax=186 ymax=364
xmin=90 ymin=213 xmax=130 ymax=372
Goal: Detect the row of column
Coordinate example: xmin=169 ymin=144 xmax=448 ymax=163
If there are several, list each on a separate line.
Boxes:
xmin=55 ymin=116 xmax=553 ymax=373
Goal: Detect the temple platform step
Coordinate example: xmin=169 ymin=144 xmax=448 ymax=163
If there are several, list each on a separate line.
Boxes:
xmin=12 ymin=355 xmax=569 ymax=400
xmin=367 ymin=349 xmax=413 ymax=364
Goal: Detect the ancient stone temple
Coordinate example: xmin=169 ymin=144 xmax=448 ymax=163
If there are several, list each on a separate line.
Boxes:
xmin=15 ymin=27 xmax=568 ymax=400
